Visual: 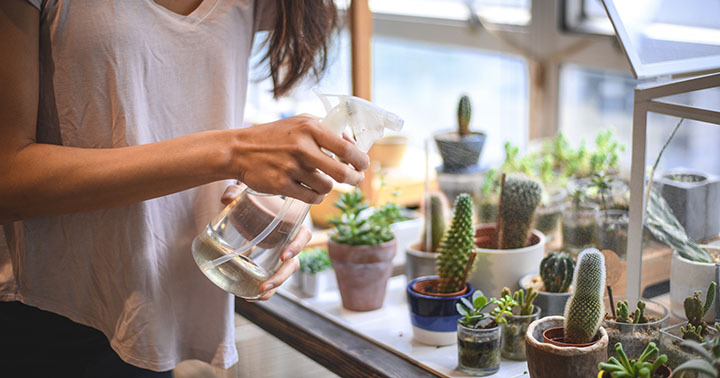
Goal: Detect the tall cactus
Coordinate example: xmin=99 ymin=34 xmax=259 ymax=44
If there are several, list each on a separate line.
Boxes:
xmin=540 ymin=252 xmax=575 ymax=293
xmin=499 ymin=173 xmax=542 ymax=249
xmin=457 ymin=95 xmax=471 ymax=136
xmin=421 ymin=193 xmax=447 ymax=252
xmin=564 ymin=248 xmax=606 ymax=344
xmin=436 ymin=193 xmax=475 ymax=293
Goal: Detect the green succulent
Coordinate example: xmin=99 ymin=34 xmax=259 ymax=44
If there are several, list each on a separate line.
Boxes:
xmin=598 ymin=342 xmax=667 ymax=378
xmin=329 ymin=189 xmax=402 ymax=246
xmin=682 ymin=281 xmax=717 ymax=342
xmin=540 ymin=252 xmax=575 ymax=293
xmin=501 ymin=287 xmax=538 ymax=316
xmin=457 ymin=290 xmax=517 ymax=329
xmin=298 ymin=248 xmax=331 ymax=274
xmin=615 ymin=300 xmax=649 ymax=324
xmin=564 ymin=248 xmax=606 ymax=344
xmin=674 ymin=325 xmax=720 ymax=378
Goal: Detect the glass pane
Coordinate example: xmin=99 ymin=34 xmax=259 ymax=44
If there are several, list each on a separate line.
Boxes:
xmin=370 ymin=0 xmax=531 ymax=25
xmin=372 ymin=35 xmax=529 ymax=167
xmin=657 ymin=87 xmax=720 ymax=114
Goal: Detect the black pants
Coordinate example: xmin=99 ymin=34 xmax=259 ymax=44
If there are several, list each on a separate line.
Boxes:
xmin=0 ymin=301 xmax=173 ymax=378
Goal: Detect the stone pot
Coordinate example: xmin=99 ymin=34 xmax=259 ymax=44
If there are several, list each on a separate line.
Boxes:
xmin=656 ymin=169 xmax=720 ymax=242
xmin=519 ymin=273 xmax=572 ymax=317
xmin=669 ymin=250 xmax=718 ymax=323
xmin=525 ymin=316 xmax=608 ymax=378
xmin=434 ymin=130 xmax=486 ymax=173
xmin=405 ymin=243 xmax=438 ymax=282
xmin=406 ymin=276 xmax=474 ymax=346
xmin=328 ymin=238 xmax=396 ymax=311
xmin=471 ymin=224 xmax=546 ymax=298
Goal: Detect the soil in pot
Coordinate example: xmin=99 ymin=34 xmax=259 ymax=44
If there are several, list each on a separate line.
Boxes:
xmin=457 ymin=319 xmax=502 ymax=376
xmin=602 ymin=297 xmax=668 ymax=360
xmin=501 ymin=307 xmax=541 ymax=360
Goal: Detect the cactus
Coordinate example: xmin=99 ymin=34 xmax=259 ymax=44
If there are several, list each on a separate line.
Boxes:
xmin=502 ymin=286 xmax=538 ymax=316
xmin=539 ymin=252 xmax=575 ymax=293
xmin=616 ymin=301 xmax=630 ymax=323
xmin=498 ymin=173 xmax=542 ymax=249
xmin=436 ymin=193 xmax=475 ymax=293
xmin=420 ymin=193 xmax=447 ymax=253
xmin=564 ymin=248 xmax=606 ymax=344
xmin=615 ymin=300 xmax=649 ymax=324
xmin=457 ymin=95 xmax=471 ymax=136
xmin=681 ymin=281 xmax=717 ymax=341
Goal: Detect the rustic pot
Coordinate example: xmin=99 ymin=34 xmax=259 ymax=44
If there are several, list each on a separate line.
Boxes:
xmin=525 ymin=316 xmax=608 ymax=378
xmin=519 ymin=273 xmax=571 ymax=317
xmin=471 ymin=224 xmax=546 ymax=298
xmin=434 ymin=130 xmax=486 ymax=173
xmin=406 ymin=276 xmax=474 ymax=346
xmin=328 ymin=238 xmax=396 ymax=311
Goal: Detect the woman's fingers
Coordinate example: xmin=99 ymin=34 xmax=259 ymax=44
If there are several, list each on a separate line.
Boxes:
xmin=220 ymin=184 xmax=243 ymax=205
xmin=281 ymin=226 xmax=312 ymax=261
xmin=292 ymin=168 xmax=334 ymax=196
xmin=311 ymin=125 xmax=369 ymax=172
xmin=257 ymin=255 xmax=300 ymax=295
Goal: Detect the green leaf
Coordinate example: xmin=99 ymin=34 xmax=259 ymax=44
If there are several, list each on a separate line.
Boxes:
xmin=460 ymin=297 xmax=473 ymax=310
xmin=681 ymin=340 xmax=715 ymax=362
xmin=456 ymin=303 xmax=468 ymax=316
xmin=673 ymin=359 xmax=718 ymax=378
xmin=473 ymin=295 xmax=488 ymax=309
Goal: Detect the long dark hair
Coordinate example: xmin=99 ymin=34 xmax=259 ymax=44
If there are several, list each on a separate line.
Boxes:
xmin=260 ymin=0 xmax=339 ymax=98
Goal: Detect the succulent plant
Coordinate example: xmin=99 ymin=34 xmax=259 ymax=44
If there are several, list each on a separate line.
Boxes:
xmin=330 ymin=189 xmax=403 ymax=246
xmin=674 ymin=325 xmax=720 ymax=378
xmin=616 ymin=300 xmax=649 ymax=324
xmin=457 ymin=290 xmax=517 ymax=329
xmin=501 ymin=287 xmax=538 ymax=316
xmin=457 ymin=95 xmax=471 ymax=136
xmin=420 ymin=193 xmax=447 ymax=253
xmin=540 ymin=251 xmax=575 ymax=293
xmin=298 ymin=248 xmax=331 ymax=274
xmin=436 ymin=193 xmax=475 ymax=293
xmin=564 ymin=248 xmax=606 ymax=344
xmin=498 ymin=173 xmax=542 ymax=249
xmin=681 ymin=281 xmax=717 ymax=342
xmin=598 ymin=342 xmax=667 ymax=378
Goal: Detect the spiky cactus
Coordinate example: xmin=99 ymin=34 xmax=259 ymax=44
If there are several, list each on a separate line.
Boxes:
xmin=564 ymin=248 xmax=606 ymax=344
xmin=436 ymin=193 xmax=475 ymax=293
xmin=457 ymin=95 xmax=471 ymax=136
xmin=420 ymin=193 xmax=447 ymax=253
xmin=616 ymin=300 xmax=649 ymax=324
xmin=498 ymin=173 xmax=542 ymax=249
xmin=681 ymin=281 xmax=717 ymax=341
xmin=540 ymin=252 xmax=575 ymax=293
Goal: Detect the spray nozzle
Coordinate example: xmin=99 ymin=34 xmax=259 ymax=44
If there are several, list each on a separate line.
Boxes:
xmin=314 ymin=89 xmax=404 ymax=153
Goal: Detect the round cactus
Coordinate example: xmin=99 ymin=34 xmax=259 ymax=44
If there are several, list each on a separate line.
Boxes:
xmin=436 ymin=193 xmax=475 ymax=293
xmin=421 ymin=193 xmax=447 ymax=253
xmin=457 ymin=95 xmax=471 ymax=136
xmin=564 ymin=248 xmax=606 ymax=344
xmin=499 ymin=173 xmax=542 ymax=249
xmin=540 ymin=252 xmax=575 ymax=293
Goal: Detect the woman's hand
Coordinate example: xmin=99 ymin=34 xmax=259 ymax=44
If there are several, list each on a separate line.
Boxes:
xmin=221 ymin=185 xmax=310 ymax=301
xmin=230 ymin=115 xmax=369 ymax=204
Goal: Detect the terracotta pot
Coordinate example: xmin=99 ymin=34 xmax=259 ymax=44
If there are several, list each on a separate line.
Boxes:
xmin=328 ymin=238 xmax=396 ymax=311
xmin=525 ymin=316 xmax=608 ymax=378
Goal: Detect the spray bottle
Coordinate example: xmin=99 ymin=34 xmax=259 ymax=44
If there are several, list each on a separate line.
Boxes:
xmin=191 ymin=91 xmax=403 ymax=299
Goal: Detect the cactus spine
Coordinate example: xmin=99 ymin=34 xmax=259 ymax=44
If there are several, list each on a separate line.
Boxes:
xmin=457 ymin=95 xmax=471 ymax=136
xmin=421 ymin=193 xmax=447 ymax=252
xmin=499 ymin=173 xmax=542 ymax=249
xmin=564 ymin=248 xmax=606 ymax=344
xmin=681 ymin=281 xmax=717 ymax=341
xmin=540 ymin=252 xmax=575 ymax=293
xmin=436 ymin=193 xmax=475 ymax=293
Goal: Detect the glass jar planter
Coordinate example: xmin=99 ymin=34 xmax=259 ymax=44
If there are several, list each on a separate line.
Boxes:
xmin=594 ymin=209 xmax=629 ymax=259
xmin=457 ymin=320 xmax=502 ymax=376
xmin=501 ymin=307 xmax=541 ymax=360
xmin=603 ymin=296 xmax=669 ymax=359
xmin=660 ymin=322 xmax=718 ymax=370
xmin=562 ymin=203 xmax=598 ymax=255
xmin=534 ymin=188 xmax=567 ymax=240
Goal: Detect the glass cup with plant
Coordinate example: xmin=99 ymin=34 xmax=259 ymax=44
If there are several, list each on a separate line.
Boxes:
xmin=499 ymin=287 xmax=540 ymax=360
xmin=562 ymin=189 xmax=598 ymax=255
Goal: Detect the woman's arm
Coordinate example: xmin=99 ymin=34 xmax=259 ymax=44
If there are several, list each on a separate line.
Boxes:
xmin=0 ymin=1 xmax=368 ymax=223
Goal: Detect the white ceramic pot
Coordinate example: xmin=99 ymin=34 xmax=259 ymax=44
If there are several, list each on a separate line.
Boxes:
xmin=670 ymin=250 xmax=717 ymax=322
xmin=470 ymin=224 xmax=546 ymax=298
xmin=405 ymin=244 xmax=438 ymax=281
xmin=390 ymin=210 xmax=423 ymax=267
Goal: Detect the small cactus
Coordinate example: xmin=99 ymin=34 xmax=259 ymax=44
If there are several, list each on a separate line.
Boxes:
xmin=498 ymin=173 xmax=542 ymax=249
xmin=616 ymin=301 xmax=630 ymax=323
xmin=540 ymin=252 xmax=575 ymax=293
xmin=564 ymin=248 xmax=606 ymax=344
xmin=436 ymin=193 xmax=475 ymax=293
xmin=615 ymin=300 xmax=649 ymax=324
xmin=421 ymin=193 xmax=447 ymax=253
xmin=681 ymin=281 xmax=717 ymax=341
xmin=457 ymin=95 xmax=471 ymax=136
xmin=502 ymin=286 xmax=538 ymax=316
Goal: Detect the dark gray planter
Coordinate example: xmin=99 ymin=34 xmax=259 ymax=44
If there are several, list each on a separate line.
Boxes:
xmin=656 ymin=169 xmax=720 ymax=242
xmin=434 ymin=131 xmax=486 ymax=173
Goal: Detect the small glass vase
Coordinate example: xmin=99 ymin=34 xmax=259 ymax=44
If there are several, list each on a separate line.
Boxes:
xmin=594 ymin=209 xmax=629 ymax=259
xmin=457 ymin=320 xmax=502 ymax=376
xmin=660 ymin=322 xmax=718 ymax=371
xmin=534 ymin=188 xmax=567 ymax=240
xmin=561 ymin=203 xmax=598 ymax=255
xmin=501 ymin=307 xmax=541 ymax=360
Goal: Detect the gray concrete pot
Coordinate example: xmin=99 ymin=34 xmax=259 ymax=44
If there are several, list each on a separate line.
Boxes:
xmin=519 ymin=273 xmax=571 ymax=317
xmin=525 ymin=316 xmax=608 ymax=378
xmin=434 ymin=130 xmax=486 ymax=173
xmin=656 ymin=169 xmax=720 ymax=242
xmin=405 ymin=243 xmax=438 ymax=282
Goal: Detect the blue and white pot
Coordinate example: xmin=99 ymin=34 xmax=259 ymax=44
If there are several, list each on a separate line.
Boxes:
xmin=406 ymin=276 xmax=474 ymax=346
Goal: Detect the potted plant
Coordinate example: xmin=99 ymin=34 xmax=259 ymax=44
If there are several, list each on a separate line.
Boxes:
xmin=294 ymin=247 xmax=334 ymax=298
xmin=592 ymin=172 xmax=630 ymax=259
xmin=656 ymin=168 xmax=720 ymax=242
xmin=406 ymin=193 xmax=476 ymax=346
xmin=661 ymin=282 xmax=719 ymax=370
xmin=434 ymin=94 xmax=486 ymax=173
xmin=525 ymin=248 xmax=609 ymax=378
xmin=603 ymin=297 xmax=669 ymax=360
xmin=598 ymin=342 xmax=671 ymax=378
xmin=476 ymin=168 xmax=499 ymax=224
xmin=562 ymin=188 xmax=598 ymax=255
xmin=405 ymin=192 xmax=447 ymax=281
xmin=520 ymin=251 xmax=575 ymax=317
xmin=327 ymin=189 xmax=399 ymax=311
xmin=471 ymin=173 xmax=546 ymax=297
xmin=673 ymin=328 xmax=720 ymax=378
xmin=500 ymin=286 xmax=540 ymax=360
xmin=456 ymin=290 xmax=516 ymax=376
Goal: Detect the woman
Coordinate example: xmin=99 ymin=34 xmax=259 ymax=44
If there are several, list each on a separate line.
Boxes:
xmin=0 ymin=1 xmax=367 ymax=376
